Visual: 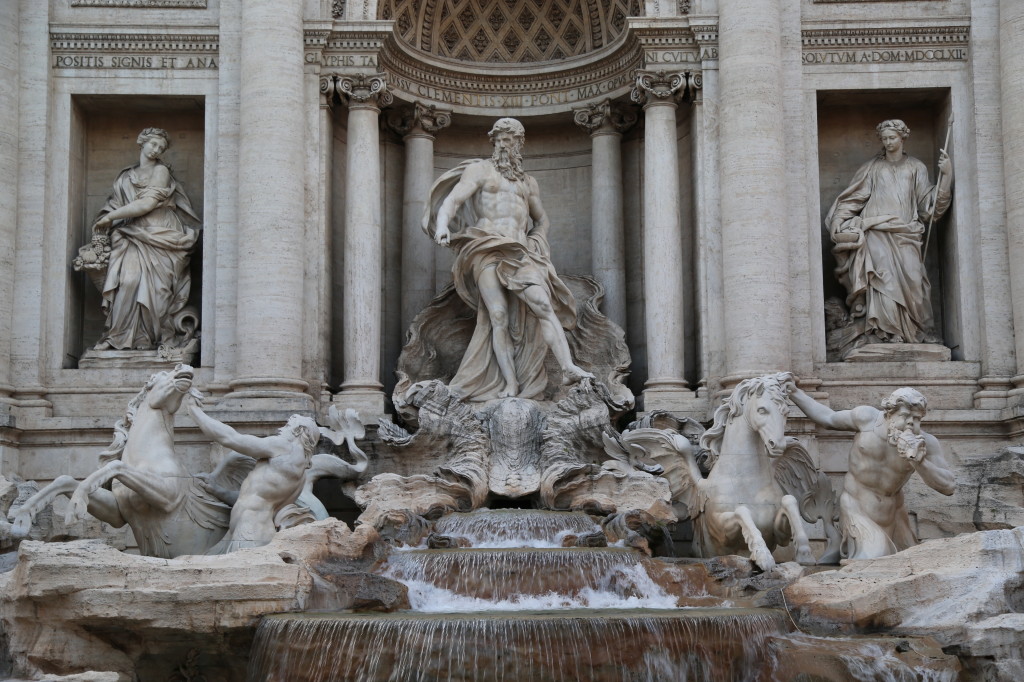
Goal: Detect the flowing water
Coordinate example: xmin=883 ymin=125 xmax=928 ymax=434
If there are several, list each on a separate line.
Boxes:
xmin=248 ymin=509 xmax=959 ymax=681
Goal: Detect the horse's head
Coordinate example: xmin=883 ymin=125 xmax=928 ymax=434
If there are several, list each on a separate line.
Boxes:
xmin=144 ymin=364 xmax=196 ymax=413
xmin=738 ymin=372 xmax=792 ymax=458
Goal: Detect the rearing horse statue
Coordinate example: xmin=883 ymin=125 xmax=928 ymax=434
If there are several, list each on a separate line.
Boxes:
xmin=10 ymin=364 xmax=252 ymax=558
xmin=605 ymin=372 xmax=840 ymax=571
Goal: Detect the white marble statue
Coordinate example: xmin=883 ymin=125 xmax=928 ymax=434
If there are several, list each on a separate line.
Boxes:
xmin=186 ymin=399 xmax=320 ymax=553
xmin=8 ymin=365 xmax=251 ymax=558
xmin=826 ymin=119 xmax=953 ymax=357
xmin=615 ymin=373 xmax=840 ymax=572
xmin=82 ymin=127 xmax=201 ymax=352
xmin=422 ymin=117 xmax=593 ymax=401
xmin=787 ymin=383 xmax=955 ymax=560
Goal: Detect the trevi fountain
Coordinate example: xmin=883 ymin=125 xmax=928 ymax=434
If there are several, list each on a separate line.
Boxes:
xmin=0 ymin=1 xmax=1023 ymax=681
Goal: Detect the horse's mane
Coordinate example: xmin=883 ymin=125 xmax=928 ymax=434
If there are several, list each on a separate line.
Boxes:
xmin=98 ymin=371 xmax=202 ymax=465
xmin=699 ymin=373 xmax=792 ymax=468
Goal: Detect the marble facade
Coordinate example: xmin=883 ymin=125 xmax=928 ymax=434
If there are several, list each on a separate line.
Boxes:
xmin=0 ymin=0 xmax=1023 ymax=552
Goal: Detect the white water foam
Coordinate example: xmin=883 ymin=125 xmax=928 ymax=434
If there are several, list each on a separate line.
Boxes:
xmin=391 ymin=563 xmax=685 ymax=612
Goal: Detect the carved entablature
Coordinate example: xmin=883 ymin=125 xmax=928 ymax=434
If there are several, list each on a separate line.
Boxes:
xmin=70 ymin=0 xmax=206 ymax=6
xmin=50 ymin=31 xmax=219 ymax=71
xmin=308 ymin=17 xmax=702 ymax=116
xmin=802 ymin=24 xmax=969 ymax=66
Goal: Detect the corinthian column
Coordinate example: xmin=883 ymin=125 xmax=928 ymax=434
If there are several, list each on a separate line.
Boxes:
xmin=230 ymin=0 xmax=311 ymax=408
xmin=573 ymin=99 xmax=636 ymax=330
xmin=632 ymin=70 xmax=698 ymax=411
xmin=718 ymin=0 xmax=790 ymax=383
xmin=1001 ymin=0 xmax=1024 ymax=398
xmin=336 ymin=74 xmax=392 ymax=418
xmin=388 ymin=102 xmax=452 ymax=334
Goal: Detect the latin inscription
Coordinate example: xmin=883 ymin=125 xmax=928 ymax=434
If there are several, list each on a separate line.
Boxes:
xmin=318 ymin=55 xmax=379 ymax=67
xmin=388 ymin=71 xmax=634 ymax=109
xmin=645 ymin=48 xmax=714 ymax=63
xmin=53 ymin=55 xmax=218 ymax=69
xmin=802 ymin=47 xmax=967 ymax=65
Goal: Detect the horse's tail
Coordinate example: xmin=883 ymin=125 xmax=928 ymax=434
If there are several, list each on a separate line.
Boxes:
xmin=774 ymin=437 xmax=841 ymax=562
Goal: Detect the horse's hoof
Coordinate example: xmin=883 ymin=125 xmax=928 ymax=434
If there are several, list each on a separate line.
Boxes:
xmin=9 ymin=511 xmax=32 ymax=538
xmin=795 ymin=549 xmax=817 ymax=565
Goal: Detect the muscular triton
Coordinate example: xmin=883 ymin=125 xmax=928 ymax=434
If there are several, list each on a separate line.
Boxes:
xmin=787 ymin=382 xmax=955 ymax=560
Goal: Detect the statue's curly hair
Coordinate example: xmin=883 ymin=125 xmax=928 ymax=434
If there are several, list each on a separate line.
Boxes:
xmin=875 ymin=119 xmax=910 ymax=140
xmin=136 ymin=127 xmax=171 ymax=149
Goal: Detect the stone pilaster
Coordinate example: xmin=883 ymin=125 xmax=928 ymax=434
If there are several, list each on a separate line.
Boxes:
xmin=0 ymin=1 xmax=18 ymax=403
xmin=718 ymin=0 xmax=790 ymax=384
xmin=573 ymin=99 xmax=635 ymax=331
xmin=335 ymin=73 xmax=392 ymax=419
xmin=1001 ymin=0 xmax=1024 ymax=398
xmin=388 ymin=102 xmax=451 ymax=334
xmin=228 ymin=0 xmax=312 ymax=408
xmin=632 ymin=70 xmax=699 ymax=411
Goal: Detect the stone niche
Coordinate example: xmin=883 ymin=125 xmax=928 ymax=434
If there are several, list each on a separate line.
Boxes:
xmin=330 ymin=104 xmax=699 ymax=399
xmin=66 ymin=94 xmax=205 ymax=368
xmin=816 ymin=88 xmax=958 ymax=361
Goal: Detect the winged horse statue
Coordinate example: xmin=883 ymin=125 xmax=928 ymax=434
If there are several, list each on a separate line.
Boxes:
xmin=9 ymin=364 xmax=253 ymax=558
xmin=605 ymin=372 xmax=840 ymax=571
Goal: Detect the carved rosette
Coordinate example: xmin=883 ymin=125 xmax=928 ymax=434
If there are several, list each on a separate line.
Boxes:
xmin=572 ymin=99 xmax=638 ymax=135
xmin=387 ymin=101 xmax=453 ymax=138
xmin=630 ymin=69 xmax=702 ymax=107
xmin=337 ymin=73 xmax=394 ymax=109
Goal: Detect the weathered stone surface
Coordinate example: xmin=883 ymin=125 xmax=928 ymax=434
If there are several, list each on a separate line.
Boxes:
xmin=783 ymin=528 xmax=1024 ymax=671
xmin=0 ymin=519 xmax=382 ymax=681
xmin=905 ymin=446 xmax=1024 ymax=537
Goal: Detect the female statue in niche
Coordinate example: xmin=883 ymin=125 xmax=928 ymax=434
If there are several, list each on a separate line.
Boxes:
xmin=825 ymin=119 xmax=953 ymax=359
xmin=83 ymin=128 xmax=201 ymax=352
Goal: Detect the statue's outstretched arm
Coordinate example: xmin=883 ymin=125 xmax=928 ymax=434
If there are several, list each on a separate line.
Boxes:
xmin=912 ymin=433 xmax=956 ymax=496
xmin=187 ymin=401 xmax=278 ymax=460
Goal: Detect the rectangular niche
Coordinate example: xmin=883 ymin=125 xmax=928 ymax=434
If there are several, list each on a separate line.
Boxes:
xmin=66 ymin=94 xmax=205 ymax=368
xmin=815 ymin=88 xmax=959 ymax=361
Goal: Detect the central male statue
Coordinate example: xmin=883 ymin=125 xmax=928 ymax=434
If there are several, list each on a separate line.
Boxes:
xmin=423 ymin=118 xmax=593 ymax=401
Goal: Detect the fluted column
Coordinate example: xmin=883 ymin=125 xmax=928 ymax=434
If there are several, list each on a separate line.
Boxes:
xmin=336 ymin=74 xmax=392 ymax=417
xmin=1001 ymin=0 xmax=1024 ymax=397
xmin=632 ymin=70 xmax=697 ymax=410
xmin=388 ymin=102 xmax=451 ymax=334
xmin=0 ymin=1 xmax=18 ymax=403
xmin=718 ymin=0 xmax=790 ymax=383
xmin=573 ymin=99 xmax=636 ymax=330
xmin=229 ymin=0 xmax=311 ymax=407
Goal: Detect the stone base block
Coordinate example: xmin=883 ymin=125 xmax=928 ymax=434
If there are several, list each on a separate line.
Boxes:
xmin=640 ymin=386 xmax=704 ymax=418
xmin=333 ymin=388 xmax=386 ymax=424
xmin=844 ymin=343 xmax=951 ymax=363
xmin=78 ymin=349 xmax=195 ymax=370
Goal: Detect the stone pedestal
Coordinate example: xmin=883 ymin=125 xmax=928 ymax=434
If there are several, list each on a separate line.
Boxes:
xmin=843 ymin=343 xmax=952 ymax=363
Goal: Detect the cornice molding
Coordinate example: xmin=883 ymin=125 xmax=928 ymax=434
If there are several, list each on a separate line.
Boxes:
xmin=70 ymin=0 xmax=207 ymax=7
xmin=50 ymin=31 xmax=218 ymax=53
xmin=802 ymin=24 xmax=970 ymax=49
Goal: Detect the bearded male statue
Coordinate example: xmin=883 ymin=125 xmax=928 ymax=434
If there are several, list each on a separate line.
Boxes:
xmin=422 ymin=118 xmax=594 ymax=401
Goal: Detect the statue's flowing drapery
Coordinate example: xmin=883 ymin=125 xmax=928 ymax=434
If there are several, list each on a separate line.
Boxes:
xmin=96 ymin=165 xmax=200 ymax=350
xmin=423 ymin=160 xmax=577 ymax=401
xmin=826 ymin=153 xmax=950 ymax=347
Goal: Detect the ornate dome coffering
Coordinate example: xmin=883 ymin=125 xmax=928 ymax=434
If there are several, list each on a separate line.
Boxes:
xmin=378 ymin=0 xmax=643 ymax=63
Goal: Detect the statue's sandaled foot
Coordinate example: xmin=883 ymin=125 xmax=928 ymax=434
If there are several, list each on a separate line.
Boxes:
xmin=498 ymin=381 xmax=519 ymax=398
xmin=93 ymin=340 xmax=113 ymax=351
xmin=562 ymin=365 xmax=595 ymax=385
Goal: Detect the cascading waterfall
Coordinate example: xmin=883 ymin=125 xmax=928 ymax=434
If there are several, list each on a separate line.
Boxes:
xmin=247 ymin=510 xmax=792 ymax=681
xmin=248 ymin=609 xmax=788 ymax=682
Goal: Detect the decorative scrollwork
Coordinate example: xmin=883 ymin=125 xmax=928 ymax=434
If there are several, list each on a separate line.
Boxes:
xmin=572 ymin=99 xmax=638 ymax=134
xmin=388 ymin=101 xmax=453 ymax=136
xmin=631 ymin=69 xmax=701 ymax=106
xmin=337 ymin=73 xmax=393 ymax=107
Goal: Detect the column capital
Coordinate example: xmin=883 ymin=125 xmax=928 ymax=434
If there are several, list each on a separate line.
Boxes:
xmin=334 ymin=72 xmax=393 ymax=109
xmin=630 ymin=69 xmax=701 ymax=107
xmin=387 ymin=101 xmax=453 ymax=139
xmin=572 ymin=99 xmax=637 ymax=136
